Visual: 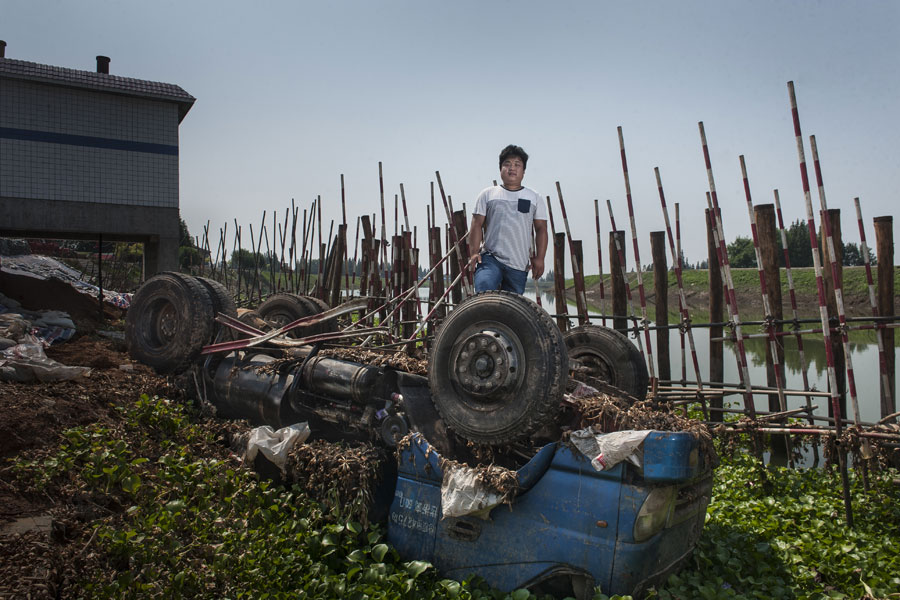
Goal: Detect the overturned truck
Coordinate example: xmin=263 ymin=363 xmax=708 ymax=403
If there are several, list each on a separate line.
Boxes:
xmin=125 ymin=272 xmax=713 ymax=598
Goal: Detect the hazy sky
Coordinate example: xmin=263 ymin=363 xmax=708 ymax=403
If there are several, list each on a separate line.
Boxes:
xmin=4 ymin=1 xmax=898 ymax=275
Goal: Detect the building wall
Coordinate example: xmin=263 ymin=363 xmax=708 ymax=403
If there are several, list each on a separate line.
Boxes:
xmin=0 ymin=78 xmax=183 ymax=273
xmin=0 ymin=79 xmax=179 ymax=208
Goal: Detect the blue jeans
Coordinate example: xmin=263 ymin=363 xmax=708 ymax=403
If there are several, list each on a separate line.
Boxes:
xmin=473 ymin=252 xmax=528 ymax=294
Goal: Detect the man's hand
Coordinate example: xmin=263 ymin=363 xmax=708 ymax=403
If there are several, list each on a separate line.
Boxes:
xmin=468 ymin=252 xmax=482 ymax=272
xmin=530 ymin=255 xmax=544 ymax=279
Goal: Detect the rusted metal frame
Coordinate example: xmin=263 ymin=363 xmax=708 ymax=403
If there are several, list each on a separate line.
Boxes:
xmin=853 ymin=197 xmax=893 ymax=413
xmin=699 ymin=123 xmax=756 ymax=419
xmin=788 ymin=81 xmax=853 ymax=524
xmin=655 ymin=168 xmax=705 ymax=401
xmin=616 ymin=128 xmax=658 ymax=393
xmin=546 ymin=195 xmax=570 ymax=329
xmin=605 ymin=200 xmax=652 ymax=390
xmin=434 ymin=171 xmax=474 ymax=296
xmin=202 ymin=298 xmax=370 ymax=354
xmin=740 ymin=157 xmax=789 ymax=420
xmin=593 ymin=199 xmax=607 ymax=325
xmin=555 ymin=182 xmax=589 ymax=324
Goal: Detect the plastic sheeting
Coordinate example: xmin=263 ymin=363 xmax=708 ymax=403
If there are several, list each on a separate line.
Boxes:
xmin=244 ymin=423 xmax=311 ymax=470
xmin=570 ymin=429 xmax=653 ymax=472
xmin=0 ymin=335 xmax=91 ymax=382
xmin=440 ymin=465 xmax=503 ymax=520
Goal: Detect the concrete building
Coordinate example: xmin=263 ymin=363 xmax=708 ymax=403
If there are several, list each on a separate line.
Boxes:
xmin=0 ymin=40 xmax=195 ymax=274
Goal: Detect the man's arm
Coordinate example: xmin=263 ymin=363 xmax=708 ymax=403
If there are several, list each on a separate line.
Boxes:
xmin=468 ymin=214 xmax=486 ymax=271
xmin=531 ymin=219 xmax=548 ymax=279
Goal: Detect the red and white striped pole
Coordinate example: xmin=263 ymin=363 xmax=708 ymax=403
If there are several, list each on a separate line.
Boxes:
xmin=594 ymin=199 xmax=607 ymax=326
xmin=556 ymin=182 xmax=589 ymax=324
xmin=617 ymin=127 xmax=657 ymax=393
xmin=656 ymin=168 xmax=705 ymax=401
xmin=739 ymin=156 xmax=789 ymax=419
xmin=788 ymin=81 xmax=853 ymax=524
xmin=810 ymin=136 xmax=865 ymax=436
xmin=774 ymin=190 xmax=818 ymax=454
xmin=606 ymin=199 xmax=653 ymax=394
xmin=854 ymin=196 xmax=893 ymax=411
xmin=434 ymin=171 xmax=473 ymax=297
xmin=698 ymin=122 xmax=756 ymax=419
xmin=675 ymin=202 xmax=686 ymax=382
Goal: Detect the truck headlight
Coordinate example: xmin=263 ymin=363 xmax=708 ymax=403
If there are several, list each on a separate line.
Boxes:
xmin=633 ymin=486 xmax=676 ymax=542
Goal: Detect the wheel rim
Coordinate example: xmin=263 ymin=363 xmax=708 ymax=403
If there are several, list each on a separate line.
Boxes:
xmin=449 ymin=325 xmax=524 ymax=407
xmin=145 ymin=297 xmax=179 ymax=349
xmin=569 ymin=349 xmax=615 ymax=383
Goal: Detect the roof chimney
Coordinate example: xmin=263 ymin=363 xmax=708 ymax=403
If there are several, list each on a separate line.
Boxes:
xmin=0 ymin=41 xmax=7 ymax=59
xmin=96 ymin=55 xmax=110 ymax=74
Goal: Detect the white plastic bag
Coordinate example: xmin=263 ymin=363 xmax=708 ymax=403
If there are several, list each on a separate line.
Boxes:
xmin=441 ymin=465 xmax=503 ymax=519
xmin=244 ymin=423 xmax=311 ymax=470
xmin=570 ymin=428 xmax=653 ymax=471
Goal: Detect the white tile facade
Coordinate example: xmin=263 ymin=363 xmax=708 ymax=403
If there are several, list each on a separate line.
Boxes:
xmin=0 ymin=79 xmax=180 ymax=208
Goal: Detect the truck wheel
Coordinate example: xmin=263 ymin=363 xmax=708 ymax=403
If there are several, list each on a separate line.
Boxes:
xmin=125 ymin=272 xmax=215 ymax=374
xmin=195 ymin=276 xmax=237 ymax=319
xmin=258 ymin=293 xmax=316 ymax=338
xmin=428 ymin=291 xmax=568 ymax=445
xmin=563 ymin=325 xmax=648 ymax=399
xmin=300 ymin=295 xmax=337 ymax=335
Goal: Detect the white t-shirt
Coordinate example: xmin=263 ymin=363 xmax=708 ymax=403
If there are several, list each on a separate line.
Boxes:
xmin=472 ymin=185 xmax=548 ymax=271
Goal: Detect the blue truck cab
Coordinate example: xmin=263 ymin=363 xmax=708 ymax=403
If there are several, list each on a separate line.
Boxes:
xmin=388 ymin=431 xmax=714 ymax=598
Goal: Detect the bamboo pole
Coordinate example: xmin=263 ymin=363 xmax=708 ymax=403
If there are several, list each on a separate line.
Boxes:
xmin=788 ymin=80 xmax=853 ymax=525
xmin=650 ymin=231 xmax=670 ymax=382
xmin=556 ymin=182 xmax=589 ymax=324
xmin=656 ymin=170 xmax=705 ymax=399
xmin=594 ymin=199 xmax=607 ymax=325
xmin=617 ymin=127 xmax=657 ymax=393
xmin=874 ymin=216 xmax=896 ymax=419
xmin=854 ymin=198 xmax=893 ymax=419
xmin=607 ymin=199 xmax=652 ymax=395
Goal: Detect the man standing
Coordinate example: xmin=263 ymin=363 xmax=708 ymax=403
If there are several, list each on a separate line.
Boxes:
xmin=468 ymin=145 xmax=548 ymax=294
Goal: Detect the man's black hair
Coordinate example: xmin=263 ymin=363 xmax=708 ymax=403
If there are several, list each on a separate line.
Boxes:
xmin=499 ymin=145 xmax=528 ymax=170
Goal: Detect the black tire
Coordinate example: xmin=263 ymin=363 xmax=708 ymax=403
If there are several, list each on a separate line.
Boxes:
xmin=195 ymin=277 xmax=237 ymax=319
xmin=257 ymin=293 xmax=315 ymax=338
xmin=301 ymin=295 xmax=337 ymax=335
xmin=125 ymin=272 xmax=215 ymax=374
xmin=562 ymin=325 xmax=649 ymax=399
xmin=428 ymin=291 xmax=568 ymax=445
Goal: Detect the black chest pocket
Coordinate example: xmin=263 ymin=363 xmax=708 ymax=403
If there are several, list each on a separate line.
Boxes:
xmin=517 ymin=198 xmax=531 ymax=214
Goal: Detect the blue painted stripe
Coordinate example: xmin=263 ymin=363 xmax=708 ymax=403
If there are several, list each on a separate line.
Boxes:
xmin=0 ymin=127 xmax=178 ymax=156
